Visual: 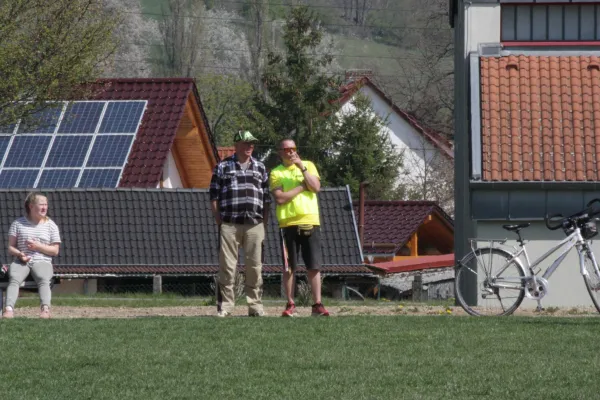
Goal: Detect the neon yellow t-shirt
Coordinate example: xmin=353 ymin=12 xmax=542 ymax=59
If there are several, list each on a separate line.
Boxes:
xmin=269 ymin=161 xmax=320 ymax=228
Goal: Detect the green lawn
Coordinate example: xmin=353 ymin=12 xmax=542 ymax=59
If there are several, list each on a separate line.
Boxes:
xmin=0 ymin=316 xmax=599 ymax=399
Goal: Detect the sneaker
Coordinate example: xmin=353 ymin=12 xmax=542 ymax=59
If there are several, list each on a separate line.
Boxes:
xmin=216 ymin=310 xmax=231 ymax=318
xmin=281 ymin=302 xmax=296 ymax=317
xmin=2 ymin=307 xmax=14 ymax=319
xmin=311 ymin=303 xmax=330 ymax=317
xmin=40 ymin=305 xmax=51 ymax=319
xmin=248 ymin=310 xmax=265 ymax=317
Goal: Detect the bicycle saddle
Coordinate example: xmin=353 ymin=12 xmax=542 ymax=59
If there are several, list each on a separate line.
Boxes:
xmin=502 ymin=222 xmax=531 ymax=232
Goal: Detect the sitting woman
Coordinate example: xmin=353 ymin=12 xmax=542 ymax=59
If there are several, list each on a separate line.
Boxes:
xmin=3 ymin=192 xmax=61 ymax=319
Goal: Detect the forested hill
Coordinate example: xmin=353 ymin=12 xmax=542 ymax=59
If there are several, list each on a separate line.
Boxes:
xmin=108 ymin=0 xmax=453 ymax=140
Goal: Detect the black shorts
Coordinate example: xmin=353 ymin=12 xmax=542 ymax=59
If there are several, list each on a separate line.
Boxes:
xmin=281 ymin=225 xmax=322 ymax=271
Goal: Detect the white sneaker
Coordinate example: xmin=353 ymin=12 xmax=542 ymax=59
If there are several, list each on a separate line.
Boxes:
xmin=40 ymin=305 xmax=51 ymax=319
xmin=248 ymin=310 xmax=265 ymax=317
xmin=2 ymin=306 xmax=14 ymax=319
xmin=216 ymin=310 xmax=231 ymax=317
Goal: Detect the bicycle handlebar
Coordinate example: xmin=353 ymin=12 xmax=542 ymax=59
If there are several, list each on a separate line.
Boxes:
xmin=544 ymin=198 xmax=600 ymax=232
xmin=545 ymin=213 xmax=564 ymax=230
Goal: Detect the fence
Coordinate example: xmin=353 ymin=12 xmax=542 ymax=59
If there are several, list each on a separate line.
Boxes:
xmin=50 ymin=271 xmax=455 ymax=304
xmin=54 ymin=273 xmax=384 ymax=301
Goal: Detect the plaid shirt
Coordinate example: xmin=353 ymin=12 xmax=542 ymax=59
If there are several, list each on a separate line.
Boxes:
xmin=209 ymin=154 xmax=271 ymax=224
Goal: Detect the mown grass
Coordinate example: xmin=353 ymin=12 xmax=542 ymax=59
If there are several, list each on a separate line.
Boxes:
xmin=0 ymin=316 xmax=599 ymax=399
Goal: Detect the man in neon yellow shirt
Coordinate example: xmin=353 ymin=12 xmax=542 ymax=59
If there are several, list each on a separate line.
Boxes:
xmin=270 ymin=138 xmax=329 ymax=317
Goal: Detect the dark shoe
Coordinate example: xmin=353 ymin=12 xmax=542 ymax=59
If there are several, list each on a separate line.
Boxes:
xmin=281 ymin=302 xmax=296 ymax=317
xmin=311 ymin=303 xmax=330 ymax=317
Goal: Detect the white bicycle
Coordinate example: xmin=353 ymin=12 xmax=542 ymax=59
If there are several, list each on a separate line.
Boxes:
xmin=455 ymin=199 xmax=600 ymax=316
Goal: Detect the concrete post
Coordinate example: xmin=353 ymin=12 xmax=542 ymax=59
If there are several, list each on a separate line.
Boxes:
xmin=412 ymin=274 xmax=424 ymax=302
xmin=153 ymin=275 xmax=162 ymax=294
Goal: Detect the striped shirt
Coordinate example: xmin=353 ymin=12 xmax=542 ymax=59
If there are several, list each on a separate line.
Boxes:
xmin=8 ymin=217 xmax=61 ymax=262
xmin=209 ymin=154 xmax=271 ymax=224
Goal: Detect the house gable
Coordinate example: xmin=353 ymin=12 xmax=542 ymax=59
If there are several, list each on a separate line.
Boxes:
xmin=354 ymin=200 xmax=454 ymax=260
xmin=336 ymin=76 xmax=454 ymax=160
xmin=90 ymin=78 xmax=218 ymax=188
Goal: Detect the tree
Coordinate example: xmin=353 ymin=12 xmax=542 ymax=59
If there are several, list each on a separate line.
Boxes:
xmin=244 ymin=0 xmax=270 ymax=93
xmin=320 ymin=93 xmax=403 ymax=200
xmin=399 ymin=135 xmax=454 ymax=216
xmin=254 ymin=6 xmax=342 ymax=165
xmin=0 ymin=0 xmax=117 ymax=127
xmin=104 ymin=0 xmax=159 ymax=78
xmin=157 ymin=0 xmax=204 ymax=77
xmin=386 ymin=0 xmax=453 ymax=138
xmin=197 ymin=74 xmax=268 ymax=146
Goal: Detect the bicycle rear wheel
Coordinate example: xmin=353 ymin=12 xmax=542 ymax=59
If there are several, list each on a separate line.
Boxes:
xmin=455 ymin=247 xmax=526 ymax=316
xmin=582 ymin=250 xmax=600 ymax=313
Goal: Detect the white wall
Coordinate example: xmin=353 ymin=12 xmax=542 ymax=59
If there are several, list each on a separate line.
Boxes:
xmin=338 ymin=86 xmax=442 ymax=185
xmin=465 ymin=4 xmax=501 ymax=54
xmin=160 ymin=151 xmax=183 ymax=189
xmin=477 ymin=221 xmax=599 ymax=309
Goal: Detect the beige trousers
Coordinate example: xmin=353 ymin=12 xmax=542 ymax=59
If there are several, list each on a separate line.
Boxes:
xmin=217 ymin=222 xmax=265 ymax=314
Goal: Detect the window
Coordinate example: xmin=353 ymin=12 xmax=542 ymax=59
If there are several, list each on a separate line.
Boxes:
xmin=501 ymin=4 xmax=600 ymax=42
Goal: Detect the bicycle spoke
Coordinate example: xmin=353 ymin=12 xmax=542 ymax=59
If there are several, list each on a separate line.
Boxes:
xmin=455 ymin=248 xmax=525 ymax=316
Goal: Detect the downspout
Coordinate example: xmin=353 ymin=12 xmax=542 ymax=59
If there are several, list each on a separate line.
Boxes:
xmin=359 ymin=181 xmax=369 ymax=247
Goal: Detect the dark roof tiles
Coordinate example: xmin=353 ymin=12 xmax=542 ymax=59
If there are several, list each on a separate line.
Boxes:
xmin=353 ymin=200 xmax=453 ymax=254
xmin=0 ymin=188 xmax=368 ymax=276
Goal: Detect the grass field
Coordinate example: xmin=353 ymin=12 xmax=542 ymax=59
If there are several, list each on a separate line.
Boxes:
xmin=1 ymin=316 xmax=599 ymax=399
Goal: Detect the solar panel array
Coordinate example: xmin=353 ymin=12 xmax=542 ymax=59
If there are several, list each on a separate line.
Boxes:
xmin=0 ymin=101 xmax=146 ymax=188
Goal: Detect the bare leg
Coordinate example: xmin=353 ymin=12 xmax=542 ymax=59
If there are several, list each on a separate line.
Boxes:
xmin=283 ymin=269 xmax=295 ymax=303
xmin=308 ymin=269 xmax=321 ymax=304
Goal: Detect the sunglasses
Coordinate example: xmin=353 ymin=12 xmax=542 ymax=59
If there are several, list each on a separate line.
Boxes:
xmin=281 ymin=147 xmax=297 ymax=154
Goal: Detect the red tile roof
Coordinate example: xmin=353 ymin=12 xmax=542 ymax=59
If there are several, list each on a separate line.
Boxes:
xmin=217 ymin=147 xmax=235 ymax=161
xmin=354 ymin=201 xmax=454 ymax=254
xmin=480 ymin=55 xmax=600 ymax=181
xmin=336 ymin=76 xmax=454 ymax=159
xmin=53 ymin=264 xmax=373 ymax=276
xmin=89 ymin=78 xmax=218 ymax=187
xmin=369 ymin=254 xmax=455 ymax=274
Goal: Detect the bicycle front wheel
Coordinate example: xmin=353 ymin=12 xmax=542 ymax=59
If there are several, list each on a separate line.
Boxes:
xmin=455 ymin=247 xmax=526 ymax=316
xmin=582 ymin=250 xmax=600 ymax=313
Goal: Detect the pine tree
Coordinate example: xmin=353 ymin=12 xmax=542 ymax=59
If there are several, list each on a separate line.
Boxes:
xmin=320 ymin=93 xmax=403 ymax=200
xmin=253 ymin=6 xmax=341 ymax=165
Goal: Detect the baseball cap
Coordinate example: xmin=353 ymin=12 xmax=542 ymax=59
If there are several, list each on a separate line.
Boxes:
xmin=233 ymin=130 xmax=258 ymax=143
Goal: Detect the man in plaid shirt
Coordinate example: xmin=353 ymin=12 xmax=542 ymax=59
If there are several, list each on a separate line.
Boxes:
xmin=209 ymin=130 xmax=271 ymax=317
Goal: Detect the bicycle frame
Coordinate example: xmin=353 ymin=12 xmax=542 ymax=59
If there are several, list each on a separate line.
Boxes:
xmin=484 ymin=227 xmax=597 ymax=290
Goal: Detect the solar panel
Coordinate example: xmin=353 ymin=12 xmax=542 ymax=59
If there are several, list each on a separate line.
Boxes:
xmin=78 ymin=169 xmax=121 ymax=188
xmin=0 ymin=136 xmax=11 ymax=162
xmin=99 ymin=102 xmax=145 ymax=133
xmin=58 ymin=102 xmax=104 ymax=134
xmin=0 ymin=170 xmax=38 ymax=188
xmin=86 ymin=135 xmax=134 ymax=167
xmin=17 ymin=105 xmax=63 ymax=134
xmin=45 ymin=136 xmax=92 ymax=167
xmin=4 ymin=136 xmax=52 ymax=167
xmin=0 ymin=123 xmax=16 ymax=134
xmin=0 ymin=100 xmax=147 ymax=188
xmin=37 ymin=169 xmax=79 ymax=188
